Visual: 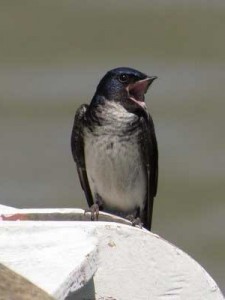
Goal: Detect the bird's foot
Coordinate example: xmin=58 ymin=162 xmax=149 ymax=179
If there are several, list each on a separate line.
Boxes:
xmin=84 ymin=203 xmax=100 ymax=221
xmin=126 ymin=215 xmax=143 ymax=228
xmin=84 ymin=195 xmax=104 ymax=221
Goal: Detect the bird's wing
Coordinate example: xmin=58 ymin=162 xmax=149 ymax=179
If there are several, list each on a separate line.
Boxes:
xmin=71 ymin=104 xmax=94 ymax=207
xmin=140 ymin=113 xmax=158 ymax=230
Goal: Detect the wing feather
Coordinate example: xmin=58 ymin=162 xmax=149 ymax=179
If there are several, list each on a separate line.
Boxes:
xmin=140 ymin=113 xmax=158 ymax=230
xmin=71 ymin=104 xmax=94 ymax=207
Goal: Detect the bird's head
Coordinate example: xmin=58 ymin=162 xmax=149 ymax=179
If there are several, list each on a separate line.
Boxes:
xmin=92 ymin=67 xmax=157 ymax=112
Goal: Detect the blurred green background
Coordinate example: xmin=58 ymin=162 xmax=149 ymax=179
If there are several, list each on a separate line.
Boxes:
xmin=0 ymin=0 xmax=224 ymax=293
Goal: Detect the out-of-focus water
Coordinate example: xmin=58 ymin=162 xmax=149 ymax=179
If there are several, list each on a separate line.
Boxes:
xmin=0 ymin=1 xmax=224 ymax=294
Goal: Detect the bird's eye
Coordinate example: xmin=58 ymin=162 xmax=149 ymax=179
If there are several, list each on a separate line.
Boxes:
xmin=118 ymin=74 xmax=129 ymax=83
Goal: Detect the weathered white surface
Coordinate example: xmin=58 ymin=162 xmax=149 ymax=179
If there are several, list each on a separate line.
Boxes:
xmin=0 ymin=206 xmax=224 ymax=300
xmin=92 ymin=223 xmax=224 ymax=300
xmin=0 ymin=207 xmax=133 ymax=225
xmin=0 ymin=204 xmax=17 ymax=213
xmin=0 ymin=222 xmax=98 ymax=300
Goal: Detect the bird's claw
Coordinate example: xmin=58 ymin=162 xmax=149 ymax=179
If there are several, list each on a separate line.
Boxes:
xmin=126 ymin=215 xmax=143 ymax=228
xmin=84 ymin=203 xmax=99 ymax=221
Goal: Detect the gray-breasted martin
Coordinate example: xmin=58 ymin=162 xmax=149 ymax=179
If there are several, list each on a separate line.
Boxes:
xmin=71 ymin=67 xmax=158 ymax=230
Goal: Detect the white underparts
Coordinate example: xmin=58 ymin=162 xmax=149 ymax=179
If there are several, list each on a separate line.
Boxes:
xmin=84 ymin=102 xmax=146 ymax=212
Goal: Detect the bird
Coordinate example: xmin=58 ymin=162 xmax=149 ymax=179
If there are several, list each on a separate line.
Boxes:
xmin=71 ymin=67 xmax=158 ymax=230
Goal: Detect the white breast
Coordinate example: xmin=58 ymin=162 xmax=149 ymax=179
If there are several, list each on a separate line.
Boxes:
xmin=84 ymin=102 xmax=146 ymax=212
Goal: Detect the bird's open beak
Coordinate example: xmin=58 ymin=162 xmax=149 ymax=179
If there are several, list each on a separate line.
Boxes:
xmin=128 ymin=76 xmax=157 ymax=109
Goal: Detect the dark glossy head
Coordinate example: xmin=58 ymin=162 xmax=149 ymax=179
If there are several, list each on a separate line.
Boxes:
xmin=91 ymin=67 xmax=157 ymax=112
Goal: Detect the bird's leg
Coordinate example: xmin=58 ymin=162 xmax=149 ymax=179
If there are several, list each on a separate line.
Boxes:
xmin=84 ymin=194 xmax=103 ymax=221
xmin=84 ymin=203 xmax=99 ymax=221
xmin=132 ymin=217 xmax=143 ymax=228
xmin=126 ymin=215 xmax=143 ymax=228
xmin=126 ymin=208 xmax=143 ymax=228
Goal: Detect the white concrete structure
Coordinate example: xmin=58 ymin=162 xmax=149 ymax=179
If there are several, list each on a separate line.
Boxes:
xmin=0 ymin=206 xmax=224 ymax=300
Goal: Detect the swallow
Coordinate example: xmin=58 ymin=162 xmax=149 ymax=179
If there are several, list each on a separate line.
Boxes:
xmin=71 ymin=67 xmax=158 ymax=230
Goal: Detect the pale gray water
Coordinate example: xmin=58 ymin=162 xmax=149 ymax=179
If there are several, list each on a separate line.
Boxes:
xmin=0 ymin=0 xmax=224 ymax=294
